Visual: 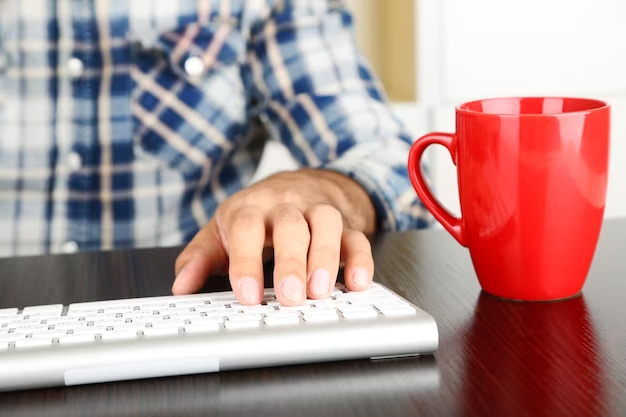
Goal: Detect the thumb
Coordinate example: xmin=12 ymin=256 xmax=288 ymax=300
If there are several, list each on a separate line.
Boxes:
xmin=172 ymin=219 xmax=229 ymax=295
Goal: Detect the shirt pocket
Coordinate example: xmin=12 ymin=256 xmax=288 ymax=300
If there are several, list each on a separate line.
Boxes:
xmin=128 ymin=20 xmax=249 ymax=178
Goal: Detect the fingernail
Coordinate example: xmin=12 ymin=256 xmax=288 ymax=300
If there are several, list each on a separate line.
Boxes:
xmin=171 ymin=268 xmax=187 ymax=293
xmin=352 ymin=268 xmax=370 ymax=288
xmin=238 ymin=277 xmax=260 ymax=304
xmin=282 ymin=275 xmax=304 ymax=303
xmin=310 ymin=269 xmax=331 ymax=296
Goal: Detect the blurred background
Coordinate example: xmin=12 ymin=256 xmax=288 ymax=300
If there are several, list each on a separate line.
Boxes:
xmin=256 ymin=0 xmax=626 ymax=223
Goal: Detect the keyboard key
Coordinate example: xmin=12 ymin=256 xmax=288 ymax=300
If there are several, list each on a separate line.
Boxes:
xmin=264 ymin=316 xmax=300 ymax=326
xmin=11 ymin=324 xmax=49 ymax=333
xmin=173 ymin=300 xmax=209 ymax=307
xmin=147 ymin=320 xmax=184 ymax=329
xmin=310 ymin=301 xmax=351 ymax=308
xmin=46 ymin=317 xmax=79 ymax=325
xmin=140 ymin=303 xmax=174 ymax=310
xmin=101 ymin=307 xmax=135 ymax=315
xmin=305 ymin=308 xmax=337 ymax=315
xmin=31 ymin=330 xmax=68 ymax=339
xmin=226 ymin=313 xmax=261 ymax=322
xmin=87 ymin=317 xmax=128 ymax=326
xmin=73 ymin=326 xmax=107 ymax=336
xmin=8 ymin=319 xmax=45 ymax=327
xmin=302 ymin=312 xmax=338 ymax=323
xmin=125 ymin=313 xmax=159 ymax=322
xmin=159 ymin=312 xmax=200 ymax=321
xmin=184 ymin=323 xmax=220 ymax=334
xmin=110 ymin=323 xmax=148 ymax=333
xmin=195 ymin=305 xmax=228 ymax=312
xmin=0 ymin=333 xmax=25 ymax=343
xmin=263 ymin=311 xmax=300 ymax=320
xmin=0 ymin=308 xmax=18 ymax=317
xmin=377 ymin=306 xmax=416 ymax=317
xmin=374 ymin=300 xmax=413 ymax=309
xmin=22 ymin=305 xmax=63 ymax=315
xmin=229 ymin=305 xmax=275 ymax=314
xmin=143 ymin=326 xmax=180 ymax=337
xmin=278 ymin=305 xmax=311 ymax=312
xmin=101 ymin=329 xmax=138 ymax=341
xmin=52 ymin=321 xmax=85 ymax=330
xmin=15 ymin=337 xmax=52 ymax=349
xmin=224 ymin=320 xmax=260 ymax=330
xmin=58 ymin=334 xmax=95 ymax=345
xmin=338 ymin=306 xmax=379 ymax=320
xmin=0 ymin=341 xmax=8 ymax=350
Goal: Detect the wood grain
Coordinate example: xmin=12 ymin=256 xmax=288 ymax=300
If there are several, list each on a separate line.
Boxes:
xmin=1 ymin=219 xmax=625 ymax=417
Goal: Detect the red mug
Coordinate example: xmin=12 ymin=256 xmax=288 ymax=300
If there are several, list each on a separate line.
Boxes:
xmin=408 ymin=97 xmax=610 ymax=301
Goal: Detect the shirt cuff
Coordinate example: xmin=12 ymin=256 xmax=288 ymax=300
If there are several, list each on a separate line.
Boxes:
xmin=321 ymin=140 xmax=433 ymax=233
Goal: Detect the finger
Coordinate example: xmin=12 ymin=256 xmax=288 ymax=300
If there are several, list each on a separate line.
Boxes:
xmin=341 ymin=229 xmax=374 ymax=291
xmin=226 ymin=207 xmax=266 ymax=305
xmin=173 ymin=219 xmax=228 ymax=295
xmin=272 ymin=206 xmax=310 ymax=305
xmin=304 ymin=204 xmax=343 ymax=299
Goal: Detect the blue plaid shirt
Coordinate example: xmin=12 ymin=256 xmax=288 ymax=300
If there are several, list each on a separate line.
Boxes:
xmin=0 ymin=0 xmax=430 ymax=257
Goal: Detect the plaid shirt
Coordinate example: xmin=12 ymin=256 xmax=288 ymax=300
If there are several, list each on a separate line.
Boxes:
xmin=0 ymin=0 xmax=430 ymax=258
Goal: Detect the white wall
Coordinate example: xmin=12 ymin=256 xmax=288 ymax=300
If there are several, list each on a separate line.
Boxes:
xmin=416 ymin=0 xmax=626 ymax=220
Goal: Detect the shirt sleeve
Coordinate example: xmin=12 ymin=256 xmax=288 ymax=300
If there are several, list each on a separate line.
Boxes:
xmin=244 ymin=0 xmax=433 ymax=232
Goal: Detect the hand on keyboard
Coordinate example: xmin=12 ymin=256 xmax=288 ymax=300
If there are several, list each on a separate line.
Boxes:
xmin=171 ymin=170 xmax=377 ymax=307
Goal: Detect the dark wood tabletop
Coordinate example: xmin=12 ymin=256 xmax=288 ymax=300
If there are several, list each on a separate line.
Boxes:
xmin=1 ymin=218 xmax=625 ymax=417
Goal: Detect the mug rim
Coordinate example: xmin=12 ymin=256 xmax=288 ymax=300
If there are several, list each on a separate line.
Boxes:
xmin=456 ymin=96 xmax=610 ymax=117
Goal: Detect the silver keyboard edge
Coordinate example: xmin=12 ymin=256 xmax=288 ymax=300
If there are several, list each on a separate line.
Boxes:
xmin=0 ymin=283 xmax=439 ymax=392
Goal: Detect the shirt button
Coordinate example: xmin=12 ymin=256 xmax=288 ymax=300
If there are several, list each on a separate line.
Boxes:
xmin=67 ymin=152 xmax=82 ymax=171
xmin=183 ymin=55 xmax=204 ymax=77
xmin=67 ymin=57 xmax=84 ymax=78
xmin=61 ymin=241 xmax=79 ymax=254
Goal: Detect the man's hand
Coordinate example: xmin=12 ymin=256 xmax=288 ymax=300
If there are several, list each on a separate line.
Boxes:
xmin=172 ymin=169 xmax=377 ymax=306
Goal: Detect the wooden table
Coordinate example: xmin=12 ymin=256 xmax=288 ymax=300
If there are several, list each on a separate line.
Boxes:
xmin=1 ymin=219 xmax=625 ymax=417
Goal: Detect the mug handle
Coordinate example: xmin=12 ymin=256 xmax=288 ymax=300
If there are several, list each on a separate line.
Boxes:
xmin=408 ymin=132 xmax=467 ymax=247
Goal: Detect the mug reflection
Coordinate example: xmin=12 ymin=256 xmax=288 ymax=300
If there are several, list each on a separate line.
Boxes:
xmin=461 ymin=292 xmax=605 ymax=417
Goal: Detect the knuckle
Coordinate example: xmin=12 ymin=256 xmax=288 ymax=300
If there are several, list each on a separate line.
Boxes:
xmin=175 ymin=248 xmax=198 ymax=272
xmin=307 ymin=204 xmax=343 ymax=227
xmin=273 ymin=187 xmax=303 ymax=206
xmin=237 ymin=190 xmax=264 ymax=208
xmin=229 ymin=207 xmax=264 ymax=231
xmin=274 ymin=258 xmax=307 ymax=276
xmin=344 ymin=229 xmax=369 ymax=244
xmin=229 ymin=256 xmax=261 ymax=275
xmin=351 ymin=249 xmax=373 ymax=264
xmin=308 ymin=247 xmax=340 ymax=266
xmin=174 ymin=256 xmax=187 ymax=274
xmin=273 ymin=205 xmax=307 ymax=228
xmin=344 ymin=230 xmax=373 ymax=254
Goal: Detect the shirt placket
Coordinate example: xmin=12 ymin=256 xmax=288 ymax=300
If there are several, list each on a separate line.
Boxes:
xmin=54 ymin=0 xmax=98 ymax=254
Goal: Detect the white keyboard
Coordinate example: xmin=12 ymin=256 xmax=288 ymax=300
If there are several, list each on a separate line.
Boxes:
xmin=0 ymin=282 xmax=438 ymax=392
